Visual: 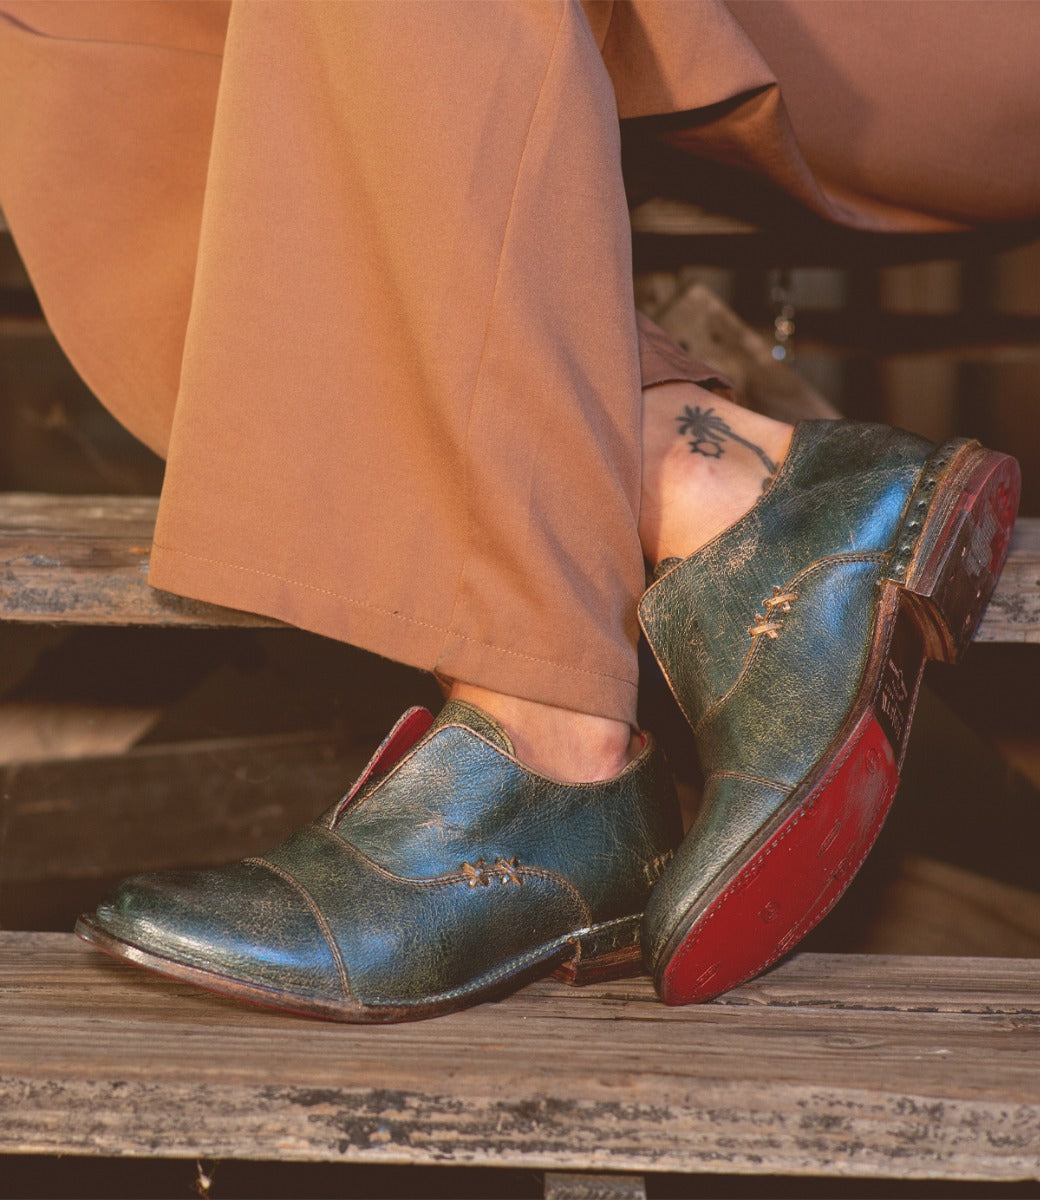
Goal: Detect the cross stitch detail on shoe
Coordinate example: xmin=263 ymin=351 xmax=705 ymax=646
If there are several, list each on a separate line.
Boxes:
xmin=461 ymin=857 xmax=524 ymax=887
xmin=748 ymin=613 xmax=783 ymax=640
xmin=749 ymin=586 xmax=798 ymax=639
xmin=764 ymin=585 xmax=799 ymax=613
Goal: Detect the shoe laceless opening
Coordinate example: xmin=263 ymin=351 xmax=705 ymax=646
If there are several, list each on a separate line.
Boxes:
xmin=329 ymin=706 xmax=434 ymax=823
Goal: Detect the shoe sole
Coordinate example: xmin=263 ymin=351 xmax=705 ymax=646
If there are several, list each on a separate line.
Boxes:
xmin=656 ymin=442 xmax=1020 ymax=1006
xmin=74 ymin=910 xmax=644 ymax=1023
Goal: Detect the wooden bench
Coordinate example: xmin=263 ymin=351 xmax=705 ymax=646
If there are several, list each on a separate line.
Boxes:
xmin=3 ymin=933 xmax=1039 ymax=1193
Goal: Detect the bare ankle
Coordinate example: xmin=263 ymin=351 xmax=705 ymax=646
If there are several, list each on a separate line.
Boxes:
xmin=640 ymin=382 xmax=793 ymax=564
xmin=448 ymin=682 xmax=636 ymax=783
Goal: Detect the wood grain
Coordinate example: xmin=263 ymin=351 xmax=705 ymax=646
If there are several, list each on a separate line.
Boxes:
xmin=544 ymin=1173 xmax=646 ymax=1200
xmin=0 ymin=494 xmax=280 ymax=627
xmin=1 ymin=494 xmax=1036 ymax=640
xmin=975 ymin=520 xmax=1040 ymax=643
xmin=1 ymin=936 xmax=1039 ymax=1180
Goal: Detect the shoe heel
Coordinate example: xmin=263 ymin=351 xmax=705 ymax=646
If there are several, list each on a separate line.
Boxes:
xmin=890 ymin=444 xmax=1020 ymax=663
xmin=553 ymin=915 xmax=644 ymax=986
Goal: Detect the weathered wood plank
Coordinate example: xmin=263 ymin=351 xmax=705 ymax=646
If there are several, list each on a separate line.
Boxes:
xmin=0 ymin=495 xmax=280 ymax=627
xmin=2 ymin=494 xmax=1037 ymax=639
xmin=976 ymin=520 xmax=1040 ymax=642
xmin=1 ymin=937 xmax=1039 ymax=1180
xmin=544 ymin=1173 xmax=646 ymax=1200
xmin=0 ymin=732 xmax=371 ymax=883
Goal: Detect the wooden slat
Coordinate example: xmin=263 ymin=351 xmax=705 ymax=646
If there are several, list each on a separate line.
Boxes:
xmin=1 ymin=494 xmax=1037 ymax=640
xmin=630 ymin=197 xmax=759 ymax=237
xmin=0 ymin=732 xmax=371 ymax=883
xmin=975 ymin=520 xmax=1040 ymax=643
xmin=0 ymin=494 xmax=280 ymax=627
xmin=1 ymin=936 xmax=1039 ymax=1179
xmin=544 ymin=1173 xmax=646 ymax=1200
xmin=629 ymin=197 xmax=1039 ymax=270
xmin=791 ymin=310 xmax=1040 ymax=359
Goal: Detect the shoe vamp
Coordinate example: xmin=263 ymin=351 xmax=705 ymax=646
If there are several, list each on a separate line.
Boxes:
xmin=265 ymin=826 xmax=590 ymax=1004
xmin=333 ymin=729 xmax=533 ymax=876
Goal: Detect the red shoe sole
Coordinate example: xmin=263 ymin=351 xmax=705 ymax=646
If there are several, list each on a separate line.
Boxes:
xmin=657 ymin=445 xmax=1020 ymax=1006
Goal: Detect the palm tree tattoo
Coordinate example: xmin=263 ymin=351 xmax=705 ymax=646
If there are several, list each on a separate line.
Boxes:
xmin=676 ymin=405 xmax=777 ymax=476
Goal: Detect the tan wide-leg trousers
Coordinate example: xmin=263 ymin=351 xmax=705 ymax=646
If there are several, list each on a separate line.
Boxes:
xmin=1 ymin=1 xmax=1038 ymax=723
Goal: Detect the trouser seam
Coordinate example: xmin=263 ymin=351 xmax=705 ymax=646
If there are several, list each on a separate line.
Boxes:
xmin=437 ymin=0 xmax=569 ymax=667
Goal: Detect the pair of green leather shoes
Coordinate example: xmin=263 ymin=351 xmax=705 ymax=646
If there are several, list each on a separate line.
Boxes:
xmin=78 ymin=421 xmax=1019 ymax=1020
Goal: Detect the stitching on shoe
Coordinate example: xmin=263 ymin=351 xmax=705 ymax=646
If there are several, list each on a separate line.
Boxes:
xmin=709 ymin=769 xmax=791 ymax=792
xmin=311 ymin=823 xmax=475 ymax=887
xmin=361 ymin=914 xmax=633 ymax=1009
xmin=518 ymin=866 xmax=592 ymax=926
xmin=693 ymin=552 xmax=887 ymax=737
xmin=244 ymin=856 xmax=354 ymax=1000
xmin=310 ymin=824 xmax=591 ymax=922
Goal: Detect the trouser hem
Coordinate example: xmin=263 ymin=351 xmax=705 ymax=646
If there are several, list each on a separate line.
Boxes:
xmin=148 ymin=542 xmax=639 ymax=725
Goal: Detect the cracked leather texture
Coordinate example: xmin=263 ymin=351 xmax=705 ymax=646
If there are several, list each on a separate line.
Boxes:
xmin=93 ymin=700 xmax=681 ymax=1013
xmin=639 ymin=420 xmax=936 ymax=967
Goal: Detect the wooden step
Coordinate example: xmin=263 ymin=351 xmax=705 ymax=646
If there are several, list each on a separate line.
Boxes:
xmin=2 ymin=933 xmax=1038 ymax=1181
xmin=1 ymin=493 xmax=1037 ymax=640
xmin=0 ymin=494 xmax=281 ymax=628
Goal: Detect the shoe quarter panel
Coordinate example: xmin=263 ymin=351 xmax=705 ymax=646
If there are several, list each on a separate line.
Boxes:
xmin=695 ymin=557 xmax=883 ymax=784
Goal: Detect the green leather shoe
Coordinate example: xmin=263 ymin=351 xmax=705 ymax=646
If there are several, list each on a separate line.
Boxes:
xmin=76 ymin=701 xmax=681 ymax=1022
xmin=639 ymin=420 xmax=1019 ymax=1005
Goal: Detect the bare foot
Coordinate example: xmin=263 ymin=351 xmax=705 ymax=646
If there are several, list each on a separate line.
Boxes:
xmin=640 ymin=382 xmax=794 ymax=565
xmin=448 ymin=681 xmax=637 ymax=783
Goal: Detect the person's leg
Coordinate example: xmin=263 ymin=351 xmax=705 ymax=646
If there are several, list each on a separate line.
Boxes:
xmin=2 ymin=1 xmax=689 ymax=1020
xmin=146 ymin=0 xmax=650 ymax=745
xmin=0 ymin=0 xmax=797 ymax=783
xmin=0 ymin=0 xmax=640 ymax=780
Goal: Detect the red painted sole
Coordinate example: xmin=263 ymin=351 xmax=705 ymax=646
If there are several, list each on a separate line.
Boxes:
xmin=658 ymin=445 xmax=1019 ymax=1006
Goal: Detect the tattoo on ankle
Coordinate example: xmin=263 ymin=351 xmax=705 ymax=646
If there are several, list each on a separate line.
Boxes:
xmin=676 ymin=405 xmax=777 ymax=475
